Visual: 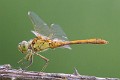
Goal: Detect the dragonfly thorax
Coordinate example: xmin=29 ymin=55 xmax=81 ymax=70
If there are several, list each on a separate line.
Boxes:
xmin=31 ymin=37 xmax=51 ymax=52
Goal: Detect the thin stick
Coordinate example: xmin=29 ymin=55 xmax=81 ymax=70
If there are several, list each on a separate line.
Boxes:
xmin=0 ymin=64 xmax=119 ymax=80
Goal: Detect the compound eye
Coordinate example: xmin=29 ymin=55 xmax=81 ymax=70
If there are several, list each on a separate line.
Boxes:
xmin=18 ymin=41 xmax=28 ymax=54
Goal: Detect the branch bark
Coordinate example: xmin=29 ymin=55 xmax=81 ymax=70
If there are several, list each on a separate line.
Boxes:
xmin=0 ymin=64 xmax=119 ymax=80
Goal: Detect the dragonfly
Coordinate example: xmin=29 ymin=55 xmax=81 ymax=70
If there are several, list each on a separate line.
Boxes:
xmin=18 ymin=11 xmax=108 ymax=71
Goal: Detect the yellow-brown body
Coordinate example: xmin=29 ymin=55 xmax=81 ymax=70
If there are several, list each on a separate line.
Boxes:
xmin=30 ymin=37 xmax=108 ymax=53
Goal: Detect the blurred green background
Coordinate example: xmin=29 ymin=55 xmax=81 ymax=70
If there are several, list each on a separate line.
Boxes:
xmin=0 ymin=0 xmax=119 ymax=78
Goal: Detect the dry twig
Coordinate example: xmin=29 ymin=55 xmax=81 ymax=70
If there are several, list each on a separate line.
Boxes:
xmin=0 ymin=64 xmax=119 ymax=80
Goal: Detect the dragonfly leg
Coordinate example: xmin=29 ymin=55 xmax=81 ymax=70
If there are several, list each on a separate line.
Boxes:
xmin=18 ymin=53 xmax=30 ymax=64
xmin=35 ymin=53 xmax=49 ymax=71
xmin=25 ymin=53 xmax=34 ymax=68
xmin=18 ymin=53 xmax=34 ymax=69
xmin=17 ymin=58 xmax=24 ymax=64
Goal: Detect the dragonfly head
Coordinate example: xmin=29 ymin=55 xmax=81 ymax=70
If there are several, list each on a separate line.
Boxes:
xmin=18 ymin=41 xmax=29 ymax=54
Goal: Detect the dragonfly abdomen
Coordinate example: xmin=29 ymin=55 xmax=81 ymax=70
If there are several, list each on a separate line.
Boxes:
xmin=66 ymin=39 xmax=108 ymax=45
xmin=49 ymin=41 xmax=64 ymax=49
xmin=49 ymin=39 xmax=108 ymax=49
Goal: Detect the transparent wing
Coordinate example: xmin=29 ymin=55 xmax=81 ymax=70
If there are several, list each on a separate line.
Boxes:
xmin=28 ymin=11 xmax=50 ymax=37
xmin=50 ymin=24 xmax=69 ymax=41
xmin=28 ymin=11 xmax=71 ymax=49
xmin=50 ymin=24 xmax=71 ymax=49
xmin=28 ymin=11 xmax=69 ymax=41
